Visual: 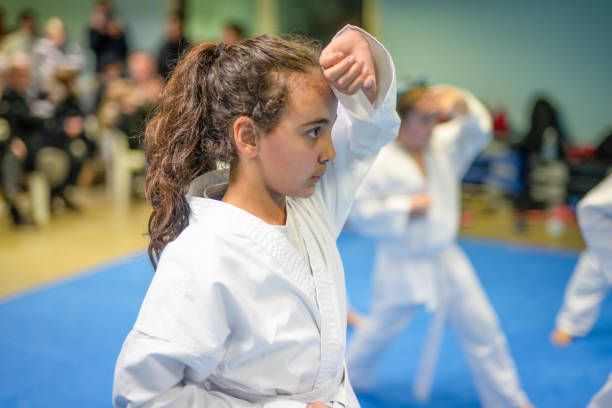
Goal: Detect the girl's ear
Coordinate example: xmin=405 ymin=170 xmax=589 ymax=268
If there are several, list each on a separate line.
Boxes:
xmin=232 ymin=116 xmax=259 ymax=158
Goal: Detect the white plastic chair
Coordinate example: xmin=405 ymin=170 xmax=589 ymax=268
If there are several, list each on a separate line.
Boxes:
xmin=109 ymin=129 xmax=145 ymax=211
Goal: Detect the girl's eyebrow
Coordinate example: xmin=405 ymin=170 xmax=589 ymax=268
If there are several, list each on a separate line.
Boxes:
xmin=300 ymin=114 xmax=338 ymax=127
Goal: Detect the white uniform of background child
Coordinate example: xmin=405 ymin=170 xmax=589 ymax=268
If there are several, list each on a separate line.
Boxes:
xmin=578 ymin=174 xmax=612 ymax=408
xmin=345 ymin=84 xmax=532 ymax=408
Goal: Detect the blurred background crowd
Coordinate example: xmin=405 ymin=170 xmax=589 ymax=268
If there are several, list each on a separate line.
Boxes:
xmin=0 ymin=0 xmax=249 ymax=226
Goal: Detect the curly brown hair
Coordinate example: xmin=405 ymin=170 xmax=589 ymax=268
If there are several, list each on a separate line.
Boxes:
xmin=144 ymin=35 xmax=321 ymax=267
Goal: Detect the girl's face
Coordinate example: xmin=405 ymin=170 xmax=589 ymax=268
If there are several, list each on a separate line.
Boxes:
xmin=257 ymin=71 xmax=338 ymax=198
xmin=398 ymin=109 xmax=436 ymax=151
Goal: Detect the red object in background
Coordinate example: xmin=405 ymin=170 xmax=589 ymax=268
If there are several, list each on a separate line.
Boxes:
xmin=525 ymin=209 xmax=546 ymax=225
xmin=493 ymin=110 xmax=510 ymax=133
xmin=549 ymin=204 xmax=574 ymax=222
xmin=492 ymin=109 xmax=511 ymax=140
xmin=565 ymin=144 xmax=597 ymax=165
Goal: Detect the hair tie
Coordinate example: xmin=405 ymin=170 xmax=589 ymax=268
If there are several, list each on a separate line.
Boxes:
xmin=214 ymin=42 xmax=226 ymax=60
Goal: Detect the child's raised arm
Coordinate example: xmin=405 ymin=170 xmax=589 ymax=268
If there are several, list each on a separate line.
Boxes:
xmin=314 ymin=25 xmax=400 ymax=238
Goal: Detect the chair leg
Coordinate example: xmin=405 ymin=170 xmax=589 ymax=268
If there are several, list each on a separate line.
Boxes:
xmin=28 ymin=171 xmax=50 ymax=225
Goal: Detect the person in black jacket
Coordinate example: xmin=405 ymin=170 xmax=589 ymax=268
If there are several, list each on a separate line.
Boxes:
xmin=0 ymin=53 xmax=45 ymax=225
xmin=157 ymin=13 xmax=189 ymax=81
xmin=88 ymin=0 xmax=128 ymax=73
xmin=46 ymin=69 xmax=95 ymax=208
xmin=514 ymin=97 xmax=569 ymax=225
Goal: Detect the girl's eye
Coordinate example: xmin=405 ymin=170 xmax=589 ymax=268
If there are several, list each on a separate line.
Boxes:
xmin=307 ymin=127 xmax=320 ymax=139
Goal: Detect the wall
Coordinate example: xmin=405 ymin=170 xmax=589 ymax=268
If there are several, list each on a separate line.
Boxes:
xmin=380 ymin=0 xmax=612 ymax=143
xmin=185 ymin=0 xmax=255 ymax=41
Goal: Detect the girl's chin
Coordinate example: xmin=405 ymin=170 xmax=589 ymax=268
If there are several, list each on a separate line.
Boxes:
xmin=293 ymin=185 xmax=317 ymax=198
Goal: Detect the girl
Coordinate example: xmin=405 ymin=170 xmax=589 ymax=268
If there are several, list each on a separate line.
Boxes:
xmin=345 ymin=85 xmax=532 ymax=407
xmin=112 ymin=25 xmax=400 ymax=407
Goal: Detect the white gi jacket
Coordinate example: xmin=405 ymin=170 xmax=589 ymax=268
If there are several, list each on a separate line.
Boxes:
xmin=112 ymin=25 xmax=400 ymax=408
xmin=578 ymin=174 xmax=612 ymax=281
xmin=579 ymin=174 xmax=612 ymax=408
xmin=348 ymin=87 xmax=492 ymax=310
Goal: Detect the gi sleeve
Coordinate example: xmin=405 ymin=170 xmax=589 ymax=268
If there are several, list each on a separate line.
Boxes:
xmin=317 ymin=24 xmax=401 ymax=238
xmin=347 ymin=161 xmax=413 ymax=238
xmin=113 ymin=330 xmax=308 ymax=408
xmin=577 ymin=174 xmax=612 ymax=281
xmin=431 ymin=86 xmax=492 ymax=178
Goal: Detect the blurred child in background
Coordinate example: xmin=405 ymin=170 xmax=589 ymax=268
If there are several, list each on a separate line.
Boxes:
xmin=346 ymin=84 xmax=532 ymax=408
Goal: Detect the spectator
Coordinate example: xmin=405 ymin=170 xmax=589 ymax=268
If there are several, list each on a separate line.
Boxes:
xmin=0 ymin=53 xmax=44 ymax=225
xmin=514 ymin=97 xmax=569 ymax=218
xmin=220 ymin=21 xmax=245 ymax=45
xmin=117 ymin=51 xmax=162 ymax=149
xmin=92 ymin=52 xmax=124 ymax=112
xmin=0 ymin=9 xmax=38 ymax=71
xmin=0 ymin=8 xmax=8 ymax=44
xmin=157 ymin=13 xmax=189 ymax=80
xmin=46 ymin=69 xmax=95 ymax=209
xmin=88 ymin=0 xmax=128 ymax=73
xmin=32 ymin=17 xmax=85 ymax=102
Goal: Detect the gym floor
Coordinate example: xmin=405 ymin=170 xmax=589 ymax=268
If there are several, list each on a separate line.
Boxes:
xmin=2 ymin=186 xmax=602 ymax=408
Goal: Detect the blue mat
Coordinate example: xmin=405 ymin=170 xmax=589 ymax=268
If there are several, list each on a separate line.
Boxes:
xmin=0 ymin=253 xmax=153 ymax=408
xmin=1 ymin=235 xmax=611 ymax=407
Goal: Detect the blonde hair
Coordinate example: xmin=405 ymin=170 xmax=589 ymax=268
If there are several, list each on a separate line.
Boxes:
xmin=44 ymin=17 xmax=64 ymax=36
xmin=397 ymin=85 xmax=428 ymax=117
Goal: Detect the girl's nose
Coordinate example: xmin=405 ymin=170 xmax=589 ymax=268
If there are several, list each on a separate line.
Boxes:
xmin=319 ymin=133 xmax=336 ymax=164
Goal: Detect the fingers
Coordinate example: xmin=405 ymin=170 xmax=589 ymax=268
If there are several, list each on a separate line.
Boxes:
xmin=420 ymin=87 xmax=467 ymax=117
xmin=319 ymin=51 xmax=344 ymax=70
xmin=323 ymin=55 xmax=357 ymax=82
xmin=362 ymin=73 xmax=377 ymax=103
xmin=337 ymin=60 xmax=364 ymax=91
xmin=322 ymin=55 xmax=377 ymax=101
xmin=411 ymin=194 xmax=432 ymax=212
xmin=417 ymin=91 xmax=449 ymax=119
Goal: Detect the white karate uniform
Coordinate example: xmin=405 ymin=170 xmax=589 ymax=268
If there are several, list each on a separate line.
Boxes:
xmin=345 ymin=87 xmax=530 ymax=407
xmin=555 ymin=250 xmax=611 ymax=337
xmin=579 ymin=174 xmax=612 ymax=408
xmin=578 ymin=174 xmax=612 ymax=280
xmin=112 ymin=25 xmax=401 ymax=408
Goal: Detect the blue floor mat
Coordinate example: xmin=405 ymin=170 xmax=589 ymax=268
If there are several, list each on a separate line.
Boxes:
xmin=0 ymin=253 xmax=154 ymax=408
xmin=0 ymin=235 xmax=610 ymax=407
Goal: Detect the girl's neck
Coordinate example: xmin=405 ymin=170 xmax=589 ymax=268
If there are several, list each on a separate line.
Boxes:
xmin=222 ymin=169 xmax=287 ymax=226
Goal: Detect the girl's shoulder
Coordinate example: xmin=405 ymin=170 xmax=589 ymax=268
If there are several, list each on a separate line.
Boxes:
xmin=158 ymin=197 xmax=290 ymax=282
xmin=166 ymin=197 xmax=265 ymax=258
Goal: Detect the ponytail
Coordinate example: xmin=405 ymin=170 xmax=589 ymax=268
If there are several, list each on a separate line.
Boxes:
xmin=145 ymin=43 xmax=219 ymax=267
